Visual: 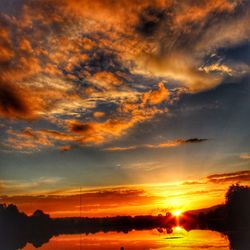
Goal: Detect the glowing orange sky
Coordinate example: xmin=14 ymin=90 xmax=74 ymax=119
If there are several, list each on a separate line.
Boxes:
xmin=1 ymin=170 xmax=249 ymax=217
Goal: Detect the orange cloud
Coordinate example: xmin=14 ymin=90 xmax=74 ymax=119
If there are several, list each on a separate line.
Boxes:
xmin=0 ymin=21 xmax=14 ymax=63
xmin=104 ymin=146 xmax=138 ymax=152
xmin=240 ymin=153 xmax=250 ymax=160
xmin=93 ymin=111 xmax=105 ymax=118
xmin=1 ymin=0 xmax=249 ymax=151
xmin=61 ymin=0 xmax=166 ymax=30
xmin=5 ymin=98 xmax=164 ymax=150
xmin=86 ymin=71 xmax=123 ymax=90
xmin=6 ymin=128 xmax=78 ymax=151
xmin=67 ymin=118 xmax=148 ymax=144
xmin=173 ymin=0 xmax=237 ymax=26
xmin=18 ymin=0 xmax=246 ymax=93
xmin=142 ymin=82 xmax=170 ymax=105
xmin=58 ymin=145 xmax=72 ymax=152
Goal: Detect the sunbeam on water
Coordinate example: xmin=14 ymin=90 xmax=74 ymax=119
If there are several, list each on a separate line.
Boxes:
xmin=22 ymin=229 xmax=230 ymax=250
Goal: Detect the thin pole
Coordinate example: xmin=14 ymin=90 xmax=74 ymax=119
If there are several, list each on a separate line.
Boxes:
xmin=80 ymin=186 xmax=82 ymax=218
xmin=80 ymin=186 xmax=82 ymax=250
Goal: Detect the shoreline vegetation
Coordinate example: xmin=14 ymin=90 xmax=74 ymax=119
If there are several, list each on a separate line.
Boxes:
xmin=1 ymin=184 xmax=249 ymax=250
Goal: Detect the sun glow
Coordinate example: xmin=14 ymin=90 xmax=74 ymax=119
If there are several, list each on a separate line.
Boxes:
xmin=173 ymin=210 xmax=182 ymax=217
xmin=174 ymin=226 xmax=183 ymax=231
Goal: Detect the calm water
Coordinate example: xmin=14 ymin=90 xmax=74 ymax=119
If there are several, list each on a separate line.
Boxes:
xmin=23 ymin=228 xmax=229 ymax=250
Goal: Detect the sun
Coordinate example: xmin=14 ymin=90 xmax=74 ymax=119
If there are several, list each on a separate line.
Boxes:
xmin=173 ymin=210 xmax=182 ymax=217
xmin=174 ymin=226 xmax=183 ymax=231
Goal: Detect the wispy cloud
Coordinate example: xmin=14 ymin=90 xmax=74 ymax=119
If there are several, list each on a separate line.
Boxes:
xmin=104 ymin=146 xmax=138 ymax=152
xmin=206 ymin=170 xmax=250 ymax=183
xmin=240 ymin=153 xmax=250 ymax=159
xmin=145 ymin=138 xmax=208 ymax=149
xmin=0 ymin=177 xmax=64 ymax=195
xmin=183 ymin=170 xmax=250 ymax=185
xmin=104 ymin=138 xmax=208 ymax=151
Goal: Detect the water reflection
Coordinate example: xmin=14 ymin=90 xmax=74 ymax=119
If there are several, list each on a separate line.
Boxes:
xmin=22 ymin=229 xmax=229 ymax=250
xmin=1 ymin=223 xmax=250 ymax=250
xmin=1 ymin=226 xmax=249 ymax=250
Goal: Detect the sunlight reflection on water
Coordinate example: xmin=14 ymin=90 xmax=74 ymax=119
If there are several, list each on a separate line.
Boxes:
xmin=23 ymin=229 xmax=229 ymax=250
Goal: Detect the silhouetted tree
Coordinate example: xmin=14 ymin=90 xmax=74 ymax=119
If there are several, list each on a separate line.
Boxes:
xmin=225 ymin=184 xmax=250 ymax=229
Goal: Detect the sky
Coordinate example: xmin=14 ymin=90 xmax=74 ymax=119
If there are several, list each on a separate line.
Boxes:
xmin=0 ymin=0 xmax=250 ymax=217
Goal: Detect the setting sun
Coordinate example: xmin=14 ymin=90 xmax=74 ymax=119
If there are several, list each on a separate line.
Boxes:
xmin=173 ymin=210 xmax=182 ymax=217
xmin=174 ymin=226 xmax=184 ymax=231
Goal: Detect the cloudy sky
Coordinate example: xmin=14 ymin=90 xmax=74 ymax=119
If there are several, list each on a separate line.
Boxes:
xmin=0 ymin=0 xmax=250 ymax=216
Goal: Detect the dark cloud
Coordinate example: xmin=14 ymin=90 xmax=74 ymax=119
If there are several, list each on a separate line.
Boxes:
xmin=79 ymin=49 xmax=127 ymax=75
xmin=69 ymin=122 xmax=93 ymax=134
xmin=182 ymin=170 xmax=250 ymax=185
xmin=207 ymin=170 xmax=250 ymax=183
xmin=0 ymin=82 xmax=30 ymax=119
xmin=184 ymin=138 xmax=208 ymax=143
xmin=136 ymin=7 xmax=165 ymax=37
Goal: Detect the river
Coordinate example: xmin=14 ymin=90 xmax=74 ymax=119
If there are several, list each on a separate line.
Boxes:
xmin=22 ymin=228 xmax=230 ymax=250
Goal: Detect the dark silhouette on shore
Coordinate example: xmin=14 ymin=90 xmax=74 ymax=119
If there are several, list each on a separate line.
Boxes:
xmin=0 ymin=184 xmax=249 ymax=250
